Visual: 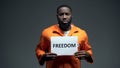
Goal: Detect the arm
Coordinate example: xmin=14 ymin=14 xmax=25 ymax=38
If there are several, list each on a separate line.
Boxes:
xmin=75 ymin=50 xmax=93 ymax=63
xmin=36 ymin=47 xmax=57 ymax=65
xmin=36 ymin=48 xmax=45 ymax=65
xmin=75 ymin=31 xmax=93 ymax=63
xmin=35 ymin=34 xmax=57 ymax=65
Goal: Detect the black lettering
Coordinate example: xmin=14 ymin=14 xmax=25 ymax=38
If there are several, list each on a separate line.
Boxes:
xmin=53 ymin=43 xmax=76 ymax=48
xmin=56 ymin=44 xmax=58 ymax=48
xmin=64 ymin=44 xmax=67 ymax=48
xmin=70 ymin=43 xmax=76 ymax=47
xmin=53 ymin=44 xmax=55 ymax=48
xmin=67 ymin=44 xmax=70 ymax=48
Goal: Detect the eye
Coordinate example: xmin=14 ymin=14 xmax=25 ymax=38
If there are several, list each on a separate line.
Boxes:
xmin=65 ymin=13 xmax=70 ymax=15
xmin=58 ymin=13 xmax=70 ymax=16
xmin=58 ymin=13 xmax=64 ymax=16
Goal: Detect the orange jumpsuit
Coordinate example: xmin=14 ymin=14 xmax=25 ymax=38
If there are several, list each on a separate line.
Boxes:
xmin=36 ymin=24 xmax=93 ymax=68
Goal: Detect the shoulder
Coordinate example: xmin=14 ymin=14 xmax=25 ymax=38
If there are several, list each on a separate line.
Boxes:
xmin=72 ymin=24 xmax=88 ymax=38
xmin=41 ymin=24 xmax=57 ymax=35
xmin=72 ymin=24 xmax=87 ymax=34
xmin=72 ymin=25 xmax=89 ymax=42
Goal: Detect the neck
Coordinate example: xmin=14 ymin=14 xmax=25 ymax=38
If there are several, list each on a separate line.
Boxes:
xmin=58 ymin=24 xmax=71 ymax=31
xmin=63 ymin=26 xmax=71 ymax=31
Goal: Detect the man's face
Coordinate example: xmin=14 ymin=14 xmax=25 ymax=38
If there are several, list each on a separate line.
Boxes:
xmin=57 ymin=7 xmax=72 ymax=31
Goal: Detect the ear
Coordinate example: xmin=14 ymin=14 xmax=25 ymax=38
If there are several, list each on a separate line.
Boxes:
xmin=56 ymin=14 xmax=59 ymax=19
xmin=56 ymin=14 xmax=58 ymax=17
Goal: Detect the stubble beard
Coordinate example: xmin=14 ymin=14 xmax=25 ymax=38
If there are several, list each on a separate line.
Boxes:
xmin=58 ymin=17 xmax=72 ymax=31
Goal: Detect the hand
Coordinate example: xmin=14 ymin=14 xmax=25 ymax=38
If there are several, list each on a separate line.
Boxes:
xmin=74 ymin=50 xmax=90 ymax=60
xmin=42 ymin=53 xmax=57 ymax=61
xmin=74 ymin=50 xmax=93 ymax=63
xmin=39 ymin=53 xmax=57 ymax=65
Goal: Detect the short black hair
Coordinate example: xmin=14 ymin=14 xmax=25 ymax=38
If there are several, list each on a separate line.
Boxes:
xmin=57 ymin=5 xmax=72 ymax=14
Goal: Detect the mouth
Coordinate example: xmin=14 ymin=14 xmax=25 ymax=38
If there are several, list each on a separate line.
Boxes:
xmin=63 ymin=20 xmax=68 ymax=23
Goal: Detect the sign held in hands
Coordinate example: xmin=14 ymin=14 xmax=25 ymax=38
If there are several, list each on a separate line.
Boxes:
xmin=51 ymin=36 xmax=78 ymax=56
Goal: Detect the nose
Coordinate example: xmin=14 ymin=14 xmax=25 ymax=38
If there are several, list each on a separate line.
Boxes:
xmin=63 ymin=14 xmax=67 ymax=18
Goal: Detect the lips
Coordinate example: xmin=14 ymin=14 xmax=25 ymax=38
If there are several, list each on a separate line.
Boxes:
xmin=63 ymin=20 xmax=68 ymax=23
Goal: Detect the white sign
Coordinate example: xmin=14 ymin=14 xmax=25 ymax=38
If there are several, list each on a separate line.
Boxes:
xmin=51 ymin=36 xmax=78 ymax=56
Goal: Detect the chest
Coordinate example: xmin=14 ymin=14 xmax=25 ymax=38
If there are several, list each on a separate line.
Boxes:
xmin=46 ymin=31 xmax=85 ymax=45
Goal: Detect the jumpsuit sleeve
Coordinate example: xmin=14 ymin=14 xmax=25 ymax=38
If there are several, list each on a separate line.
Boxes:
xmin=35 ymin=31 xmax=50 ymax=65
xmin=80 ymin=31 xmax=93 ymax=63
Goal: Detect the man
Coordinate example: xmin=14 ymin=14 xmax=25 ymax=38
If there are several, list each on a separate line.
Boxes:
xmin=36 ymin=5 xmax=93 ymax=68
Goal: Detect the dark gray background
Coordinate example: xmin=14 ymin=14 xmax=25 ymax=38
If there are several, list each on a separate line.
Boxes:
xmin=1 ymin=0 xmax=120 ymax=68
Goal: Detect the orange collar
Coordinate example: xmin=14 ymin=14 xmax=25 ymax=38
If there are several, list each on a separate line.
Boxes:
xmin=52 ymin=24 xmax=79 ymax=36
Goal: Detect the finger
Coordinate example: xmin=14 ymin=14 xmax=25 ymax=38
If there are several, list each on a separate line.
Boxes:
xmin=47 ymin=53 xmax=57 ymax=56
xmin=79 ymin=50 xmax=86 ymax=53
xmin=46 ymin=54 xmax=57 ymax=58
xmin=75 ymin=51 xmax=86 ymax=55
xmin=75 ymin=54 xmax=86 ymax=57
xmin=75 ymin=55 xmax=86 ymax=60
xmin=75 ymin=52 xmax=85 ymax=56
xmin=46 ymin=54 xmax=56 ymax=57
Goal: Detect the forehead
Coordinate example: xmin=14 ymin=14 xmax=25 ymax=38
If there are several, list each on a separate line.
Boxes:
xmin=58 ymin=7 xmax=71 ymax=13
